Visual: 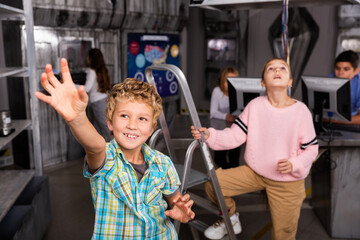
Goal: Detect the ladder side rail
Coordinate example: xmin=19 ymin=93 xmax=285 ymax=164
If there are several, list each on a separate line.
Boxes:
xmin=180 ymin=139 xmax=199 ymax=194
xmin=174 ymin=138 xmax=199 ymax=234
xmin=148 ymin=128 xmax=163 ymax=149
xmin=144 ymin=68 xmax=178 ymax=162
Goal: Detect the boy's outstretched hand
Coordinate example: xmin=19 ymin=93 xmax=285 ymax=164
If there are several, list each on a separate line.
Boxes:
xmin=35 ymin=58 xmax=88 ymax=123
xmin=165 ymin=193 xmax=195 ymax=223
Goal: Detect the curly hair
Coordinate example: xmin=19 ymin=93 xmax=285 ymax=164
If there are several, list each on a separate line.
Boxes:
xmin=87 ymin=48 xmax=111 ymax=93
xmin=106 ymin=78 xmax=163 ymax=128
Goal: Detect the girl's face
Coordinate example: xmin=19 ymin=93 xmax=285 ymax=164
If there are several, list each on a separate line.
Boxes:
xmin=261 ymin=59 xmax=292 ymax=89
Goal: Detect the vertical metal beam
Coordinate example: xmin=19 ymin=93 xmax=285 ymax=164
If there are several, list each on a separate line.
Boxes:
xmin=23 ymin=0 xmax=42 ymax=176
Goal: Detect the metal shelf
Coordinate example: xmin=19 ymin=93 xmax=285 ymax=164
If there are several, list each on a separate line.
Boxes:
xmin=0 ymin=67 xmax=28 ymax=78
xmin=0 ymin=170 xmax=35 ymax=221
xmin=0 ymin=0 xmax=43 ymax=176
xmin=0 ymin=3 xmax=24 ymax=15
xmin=190 ymin=0 xmax=360 ymax=10
xmin=0 ymin=3 xmax=24 ymax=20
xmin=0 ymin=120 xmax=32 ymax=150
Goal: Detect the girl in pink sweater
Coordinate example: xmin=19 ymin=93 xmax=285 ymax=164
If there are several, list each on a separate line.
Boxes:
xmin=191 ymin=58 xmax=318 ymax=240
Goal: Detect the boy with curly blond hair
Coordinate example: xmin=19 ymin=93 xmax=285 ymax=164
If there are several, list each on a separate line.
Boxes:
xmin=35 ymin=58 xmax=194 ymax=239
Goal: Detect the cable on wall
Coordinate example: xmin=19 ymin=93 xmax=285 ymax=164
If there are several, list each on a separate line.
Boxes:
xmin=282 ymin=0 xmax=290 ymax=64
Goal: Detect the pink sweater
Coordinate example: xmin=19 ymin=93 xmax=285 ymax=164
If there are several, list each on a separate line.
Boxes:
xmin=207 ymin=96 xmax=319 ymax=181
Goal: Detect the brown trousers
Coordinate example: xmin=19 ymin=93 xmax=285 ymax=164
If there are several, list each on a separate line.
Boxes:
xmin=205 ymin=165 xmax=305 ymax=240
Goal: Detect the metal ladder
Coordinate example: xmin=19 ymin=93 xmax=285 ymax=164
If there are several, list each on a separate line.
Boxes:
xmin=145 ymin=64 xmax=237 ymax=240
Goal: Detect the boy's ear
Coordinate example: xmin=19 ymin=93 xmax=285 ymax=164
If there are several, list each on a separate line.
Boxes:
xmin=107 ymin=120 xmax=113 ymax=131
xmin=354 ymin=67 xmax=359 ymax=75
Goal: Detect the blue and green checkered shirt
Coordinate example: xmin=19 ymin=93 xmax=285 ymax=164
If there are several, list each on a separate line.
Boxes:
xmin=84 ymin=139 xmax=181 ymax=239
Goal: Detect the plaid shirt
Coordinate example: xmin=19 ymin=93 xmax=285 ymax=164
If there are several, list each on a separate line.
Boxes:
xmin=84 ymin=139 xmax=181 ymax=239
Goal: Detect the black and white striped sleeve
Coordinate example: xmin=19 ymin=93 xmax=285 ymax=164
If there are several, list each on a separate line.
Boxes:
xmin=300 ymin=137 xmax=318 ymax=150
xmin=234 ymin=117 xmax=248 ymax=134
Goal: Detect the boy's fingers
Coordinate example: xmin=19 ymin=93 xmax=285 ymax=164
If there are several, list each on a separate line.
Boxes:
xmin=188 ymin=208 xmax=195 ymax=216
xmin=60 ymin=58 xmax=72 ymax=83
xmin=78 ymin=86 xmax=89 ymax=103
xmin=40 ymin=72 xmax=55 ymax=94
xmin=185 ymin=200 xmax=194 ymax=208
xmin=44 ymin=63 xmax=53 ymax=74
xmin=181 ymin=193 xmax=191 ymax=201
xmin=44 ymin=64 xmax=60 ymax=88
xmin=35 ymin=91 xmax=51 ymax=104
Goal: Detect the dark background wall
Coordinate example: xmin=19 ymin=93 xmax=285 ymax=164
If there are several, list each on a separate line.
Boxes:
xmin=186 ymin=5 xmax=338 ymax=109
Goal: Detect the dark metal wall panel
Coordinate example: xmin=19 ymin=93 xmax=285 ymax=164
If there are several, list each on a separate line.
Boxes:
xmin=32 ymin=0 xmax=125 ymax=29
xmin=31 ymin=0 xmax=188 ymax=31
xmin=121 ymin=0 xmax=188 ymax=31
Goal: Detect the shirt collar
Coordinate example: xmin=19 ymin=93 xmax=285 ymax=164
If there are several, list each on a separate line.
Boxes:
xmin=109 ymin=139 xmax=156 ymax=166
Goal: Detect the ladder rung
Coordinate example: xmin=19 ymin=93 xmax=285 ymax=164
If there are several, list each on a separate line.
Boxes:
xmin=175 ymin=164 xmax=209 ymax=188
xmin=188 ymin=219 xmax=209 ymax=232
xmin=190 ymin=192 xmax=220 ymax=215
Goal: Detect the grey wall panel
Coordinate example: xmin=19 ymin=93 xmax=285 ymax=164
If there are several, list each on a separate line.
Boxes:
xmin=143 ymin=0 xmax=154 ymax=14
xmin=330 ymin=147 xmax=360 ymax=238
xmin=127 ymin=0 xmax=142 ymax=13
xmin=38 ymin=101 xmax=68 ymax=167
xmin=25 ymin=27 xmax=120 ymax=167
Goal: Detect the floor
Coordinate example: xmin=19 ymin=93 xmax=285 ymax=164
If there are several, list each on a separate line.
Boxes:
xmin=42 ymin=156 xmax=352 ymax=240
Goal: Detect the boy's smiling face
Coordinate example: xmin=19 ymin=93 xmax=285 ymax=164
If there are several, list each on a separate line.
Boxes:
xmin=107 ymin=97 xmax=154 ymax=155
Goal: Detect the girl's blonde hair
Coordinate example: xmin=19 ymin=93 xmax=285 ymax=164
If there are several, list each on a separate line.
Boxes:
xmin=106 ymin=78 xmax=162 ymax=128
xmin=216 ymin=67 xmax=239 ymax=95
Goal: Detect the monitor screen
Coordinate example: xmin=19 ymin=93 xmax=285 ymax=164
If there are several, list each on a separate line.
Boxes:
xmin=228 ymin=77 xmax=266 ymax=114
xmin=301 ymin=76 xmax=351 ymax=132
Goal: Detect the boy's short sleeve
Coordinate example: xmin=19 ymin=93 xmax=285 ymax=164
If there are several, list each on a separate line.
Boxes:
xmin=83 ymin=156 xmax=106 ymax=177
xmin=83 ymin=141 xmax=117 ymax=178
xmin=162 ymin=156 xmax=181 ymax=196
